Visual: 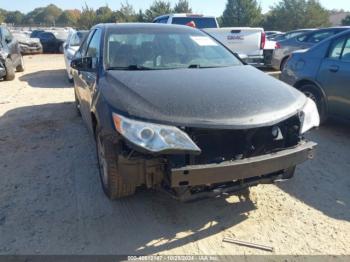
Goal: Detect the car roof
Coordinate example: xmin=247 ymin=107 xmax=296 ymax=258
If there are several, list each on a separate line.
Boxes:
xmin=153 ymin=13 xmax=216 ymax=20
xmin=308 ymin=29 xmax=350 ymax=51
xmin=95 ymin=23 xmax=202 ymax=32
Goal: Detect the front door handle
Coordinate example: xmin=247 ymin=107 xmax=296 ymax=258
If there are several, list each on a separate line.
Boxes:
xmin=329 ymin=65 xmax=339 ymax=73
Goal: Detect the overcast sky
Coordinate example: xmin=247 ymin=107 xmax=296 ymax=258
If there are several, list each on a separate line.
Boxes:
xmin=1 ymin=0 xmax=347 ymax=16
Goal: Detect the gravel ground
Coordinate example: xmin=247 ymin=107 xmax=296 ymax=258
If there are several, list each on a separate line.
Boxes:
xmin=0 ymin=54 xmax=349 ymax=255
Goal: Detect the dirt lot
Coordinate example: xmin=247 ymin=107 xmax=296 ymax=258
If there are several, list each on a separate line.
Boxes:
xmin=0 ymin=55 xmax=349 ymax=255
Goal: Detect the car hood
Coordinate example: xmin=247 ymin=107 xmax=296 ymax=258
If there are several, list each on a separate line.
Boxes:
xmin=102 ymin=65 xmax=306 ymax=129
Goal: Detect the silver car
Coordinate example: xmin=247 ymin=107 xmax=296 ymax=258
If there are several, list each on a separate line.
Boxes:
xmin=63 ymin=30 xmax=88 ymax=82
xmin=271 ymin=27 xmax=350 ymax=71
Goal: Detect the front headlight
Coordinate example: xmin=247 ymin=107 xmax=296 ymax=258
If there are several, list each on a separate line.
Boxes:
xmin=300 ymin=98 xmax=320 ymax=134
xmin=112 ymin=113 xmax=201 ymax=154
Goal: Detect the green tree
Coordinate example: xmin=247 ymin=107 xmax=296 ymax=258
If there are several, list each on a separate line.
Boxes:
xmin=23 ymin=7 xmax=42 ymax=25
xmin=136 ymin=9 xmax=146 ymax=22
xmin=114 ymin=2 xmax=138 ymax=22
xmin=145 ymin=0 xmax=172 ymax=21
xmin=0 ymin=9 xmax=6 ymax=24
xmin=57 ymin=10 xmax=81 ymax=26
xmin=39 ymin=4 xmax=63 ymax=26
xmin=174 ymin=0 xmax=192 ymax=13
xmin=264 ymin=0 xmax=330 ymax=31
xmin=221 ymin=0 xmax=263 ymax=27
xmin=77 ymin=4 xmax=97 ymax=29
xmin=5 ymin=11 xmax=24 ymax=25
xmin=96 ymin=5 xmax=113 ymax=23
xmin=342 ymin=15 xmax=350 ymax=26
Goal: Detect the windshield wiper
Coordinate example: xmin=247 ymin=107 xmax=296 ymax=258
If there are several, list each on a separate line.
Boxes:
xmin=188 ymin=64 xmax=219 ymax=69
xmin=108 ymin=65 xmax=154 ymax=71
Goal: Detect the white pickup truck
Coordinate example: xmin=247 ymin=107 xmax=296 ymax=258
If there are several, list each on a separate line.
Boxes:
xmin=153 ymin=13 xmax=266 ymax=66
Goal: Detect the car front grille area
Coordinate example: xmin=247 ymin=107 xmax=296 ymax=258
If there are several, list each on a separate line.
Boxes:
xmin=168 ymin=115 xmax=301 ymax=168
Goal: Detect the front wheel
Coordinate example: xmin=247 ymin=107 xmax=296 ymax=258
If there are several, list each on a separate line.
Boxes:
xmin=4 ymin=58 xmax=15 ymax=81
xmin=95 ymin=129 xmax=137 ymax=199
xmin=282 ymin=166 xmax=296 ymax=180
xmin=16 ymin=56 xmax=25 ymax=72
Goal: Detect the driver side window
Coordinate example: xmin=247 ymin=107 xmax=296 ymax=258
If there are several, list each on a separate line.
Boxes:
xmin=76 ymin=30 xmax=94 ymax=59
xmin=86 ymin=29 xmax=102 ymax=69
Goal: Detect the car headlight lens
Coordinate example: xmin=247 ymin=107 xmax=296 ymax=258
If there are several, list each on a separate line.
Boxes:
xmin=112 ymin=113 xmax=201 ymax=154
xmin=300 ymin=98 xmax=320 ymax=134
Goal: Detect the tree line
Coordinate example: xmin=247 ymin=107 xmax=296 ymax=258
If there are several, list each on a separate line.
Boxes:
xmin=0 ymin=0 xmax=349 ymax=31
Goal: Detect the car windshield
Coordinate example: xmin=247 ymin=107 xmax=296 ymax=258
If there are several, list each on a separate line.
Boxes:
xmin=172 ymin=17 xmax=218 ymax=29
xmin=105 ymin=29 xmax=242 ymax=70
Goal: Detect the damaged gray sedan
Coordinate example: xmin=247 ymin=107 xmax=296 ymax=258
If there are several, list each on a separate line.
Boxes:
xmin=71 ymin=24 xmax=319 ymax=201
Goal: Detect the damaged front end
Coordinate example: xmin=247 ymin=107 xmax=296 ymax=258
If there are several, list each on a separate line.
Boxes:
xmin=112 ymin=103 xmax=318 ymax=201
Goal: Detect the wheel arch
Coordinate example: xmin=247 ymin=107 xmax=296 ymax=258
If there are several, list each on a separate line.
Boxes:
xmin=294 ymin=78 xmax=329 ymax=116
xmin=280 ymin=55 xmax=290 ymax=70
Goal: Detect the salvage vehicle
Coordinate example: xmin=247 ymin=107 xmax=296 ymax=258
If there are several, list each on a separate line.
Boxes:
xmin=71 ymin=23 xmax=319 ymax=201
xmin=281 ymin=30 xmax=350 ymax=123
xmin=36 ymin=31 xmax=67 ymax=53
xmin=13 ymin=32 xmax=43 ymax=55
xmin=0 ymin=25 xmax=25 ymax=81
xmin=272 ymin=27 xmax=350 ymax=71
xmin=153 ymin=14 xmax=266 ymax=66
xmin=63 ymin=30 xmax=88 ymax=82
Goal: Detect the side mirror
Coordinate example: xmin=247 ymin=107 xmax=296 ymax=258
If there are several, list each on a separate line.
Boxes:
xmin=71 ymin=57 xmax=93 ymax=72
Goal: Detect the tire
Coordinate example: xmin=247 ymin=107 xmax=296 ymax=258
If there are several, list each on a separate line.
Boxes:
xmin=282 ymin=166 xmax=296 ymax=180
xmin=95 ymin=128 xmax=136 ymax=199
xmin=4 ymin=58 xmax=15 ymax=81
xmin=59 ymin=45 xmax=64 ymax=54
xmin=74 ymin=90 xmax=81 ymax=116
xmin=280 ymin=56 xmax=289 ymax=71
xmin=299 ymin=83 xmax=327 ymax=124
xmin=16 ymin=56 xmax=25 ymax=72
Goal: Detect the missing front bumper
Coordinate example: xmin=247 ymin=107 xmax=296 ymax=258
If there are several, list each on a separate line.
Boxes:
xmin=171 ymin=141 xmax=316 ymax=187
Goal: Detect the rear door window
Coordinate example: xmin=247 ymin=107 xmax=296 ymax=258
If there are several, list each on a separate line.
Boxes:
xmin=171 ymin=17 xmax=217 ymax=29
xmin=341 ymin=38 xmax=350 ymax=62
xmin=158 ymin=17 xmax=169 ymax=24
xmin=329 ymin=38 xmax=346 ymax=59
xmin=306 ymin=31 xmax=335 ymax=44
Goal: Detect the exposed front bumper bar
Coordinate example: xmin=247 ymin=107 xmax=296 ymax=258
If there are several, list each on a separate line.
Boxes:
xmin=171 ymin=141 xmax=317 ymax=187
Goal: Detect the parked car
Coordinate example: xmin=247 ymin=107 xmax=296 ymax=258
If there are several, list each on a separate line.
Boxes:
xmin=12 ymin=32 xmax=43 ymax=55
xmin=63 ymin=30 xmax=88 ymax=82
xmin=0 ymin=25 xmax=24 ymax=81
xmin=272 ymin=27 xmax=350 ymax=71
xmin=36 ymin=31 xmax=67 ymax=53
xmin=281 ymin=30 xmax=350 ymax=123
xmin=71 ymin=23 xmax=319 ymax=201
xmin=153 ymin=13 xmax=266 ymax=66
xmin=273 ymin=29 xmax=316 ymax=42
xmin=266 ymin=31 xmax=284 ymax=40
